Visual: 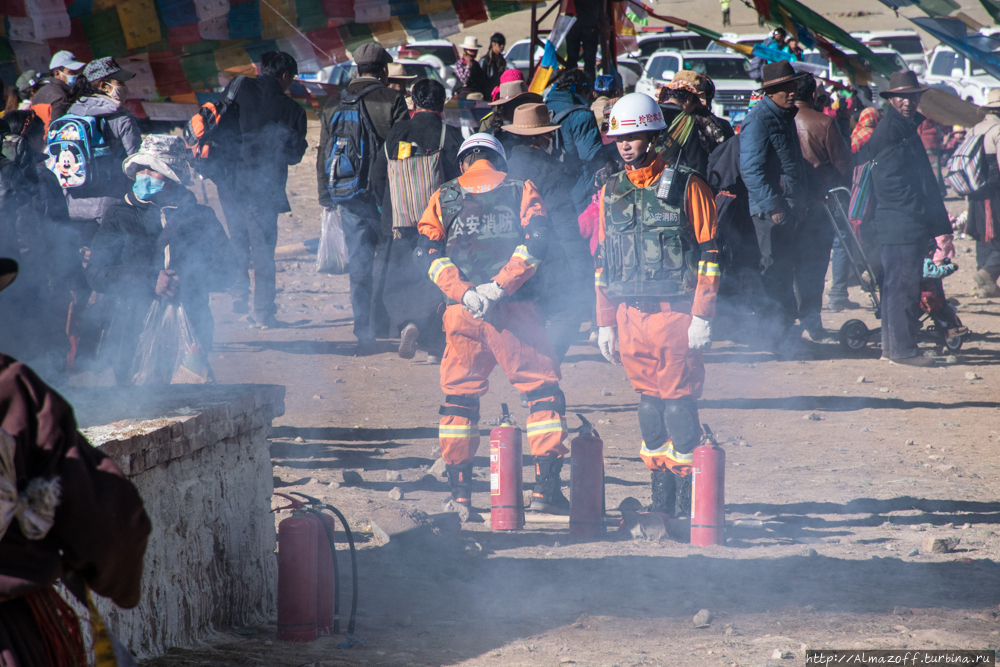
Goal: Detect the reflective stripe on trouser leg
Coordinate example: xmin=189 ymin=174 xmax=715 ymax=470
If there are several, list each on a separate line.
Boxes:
xmin=439 ymin=416 xmax=479 ymax=465
xmin=640 ymin=439 xmax=694 ymax=475
xmin=525 ymin=409 xmax=568 ymax=457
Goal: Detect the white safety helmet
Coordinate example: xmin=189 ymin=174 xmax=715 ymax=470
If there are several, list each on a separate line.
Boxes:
xmin=458 ymin=132 xmax=507 ymax=163
xmin=605 ymin=92 xmax=666 ymax=137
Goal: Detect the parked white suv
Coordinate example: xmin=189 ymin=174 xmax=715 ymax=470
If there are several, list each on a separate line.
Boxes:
xmin=851 ymin=30 xmax=927 ymax=76
xmin=924 ymin=45 xmax=1000 ymax=105
xmin=634 ymin=50 xmax=756 ymax=124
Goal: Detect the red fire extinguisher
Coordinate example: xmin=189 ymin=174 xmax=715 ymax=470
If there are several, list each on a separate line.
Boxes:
xmin=570 ymin=414 xmax=605 ymax=539
xmin=313 ymin=512 xmax=337 ymax=636
xmin=490 ymin=403 xmax=524 ymax=530
xmin=690 ymin=425 xmax=725 ymax=547
xmin=273 ymin=495 xmax=318 ymax=642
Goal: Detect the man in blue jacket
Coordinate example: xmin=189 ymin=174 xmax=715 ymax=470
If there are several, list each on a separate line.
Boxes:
xmin=739 ymin=61 xmax=806 ymax=351
xmin=545 ymin=69 xmax=617 ymax=215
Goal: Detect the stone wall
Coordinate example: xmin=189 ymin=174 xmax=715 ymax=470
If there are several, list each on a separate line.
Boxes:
xmin=68 ymin=384 xmax=285 ymax=658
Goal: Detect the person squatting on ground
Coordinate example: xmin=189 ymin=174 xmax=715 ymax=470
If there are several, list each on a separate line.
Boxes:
xmin=967 ymin=89 xmax=1000 ymax=298
xmin=855 ymin=71 xmax=951 ymax=366
xmin=0 ymin=260 xmax=151 ymax=667
xmin=738 ymin=61 xmax=807 ymax=352
xmin=595 ymin=93 xmax=719 ymax=517
xmin=85 ymin=135 xmax=237 ymax=385
xmin=792 ymin=73 xmax=852 ymax=340
xmin=319 ymin=43 xmax=409 ymax=354
xmin=415 ymin=133 xmax=572 ymax=515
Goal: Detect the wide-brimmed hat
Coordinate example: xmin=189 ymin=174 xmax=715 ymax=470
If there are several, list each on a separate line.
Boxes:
xmin=83 ymin=56 xmax=135 ymax=83
xmin=488 ymin=80 xmax=542 ymax=106
xmin=0 ymin=258 xmax=17 ymax=294
xmin=984 ymin=89 xmax=1000 ymax=109
xmin=760 ymin=60 xmax=807 ymax=90
xmin=387 ymin=63 xmax=416 ymax=81
xmin=878 ymin=70 xmax=929 ymax=98
xmin=122 ymin=134 xmax=192 ymax=185
xmin=461 ymin=36 xmax=481 ymax=52
xmin=503 ymin=103 xmax=561 ymax=136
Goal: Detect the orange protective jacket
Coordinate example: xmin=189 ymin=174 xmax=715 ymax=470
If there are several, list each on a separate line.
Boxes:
xmin=417 ymin=159 xmax=548 ymax=302
xmin=595 ymin=155 xmax=720 ymax=325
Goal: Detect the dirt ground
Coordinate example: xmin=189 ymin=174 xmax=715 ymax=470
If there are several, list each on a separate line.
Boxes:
xmin=134 ymin=91 xmax=1000 ymax=667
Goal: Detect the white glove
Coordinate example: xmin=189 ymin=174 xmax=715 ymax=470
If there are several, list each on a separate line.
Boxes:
xmin=598 ymin=326 xmax=619 ymax=364
xmin=475 ymin=281 xmax=506 ymax=320
xmin=461 ymin=289 xmax=487 ymax=318
xmin=688 ymin=315 xmax=712 ymax=350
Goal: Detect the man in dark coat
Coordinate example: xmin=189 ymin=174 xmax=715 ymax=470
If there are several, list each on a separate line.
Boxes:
xmin=792 ymin=74 xmax=852 ymax=340
xmin=369 ymin=79 xmax=462 ymax=360
xmin=317 ymin=43 xmax=409 ymax=355
xmin=855 ymin=71 xmax=951 ymax=366
xmin=739 ymin=61 xmax=807 ymax=351
xmin=0 ymin=257 xmax=151 ymax=667
xmin=85 ymin=135 xmax=237 ymax=385
xmin=29 ymin=50 xmax=86 ymax=129
xmin=504 ymin=103 xmax=590 ymax=362
xmin=218 ymin=51 xmax=306 ymax=327
xmin=545 ymin=69 xmax=617 ymax=215
xmin=478 ymin=33 xmax=507 ymax=93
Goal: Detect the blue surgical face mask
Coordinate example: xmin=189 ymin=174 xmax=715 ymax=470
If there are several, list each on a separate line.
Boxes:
xmin=133 ymin=174 xmax=166 ymax=201
xmin=66 ymin=74 xmax=78 ymax=86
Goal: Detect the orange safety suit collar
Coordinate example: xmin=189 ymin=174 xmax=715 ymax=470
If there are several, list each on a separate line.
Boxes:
xmin=624 ymin=153 xmax=665 ymax=189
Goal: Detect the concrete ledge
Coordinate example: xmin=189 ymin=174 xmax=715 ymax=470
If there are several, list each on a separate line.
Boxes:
xmin=67 ymin=384 xmax=285 ymax=659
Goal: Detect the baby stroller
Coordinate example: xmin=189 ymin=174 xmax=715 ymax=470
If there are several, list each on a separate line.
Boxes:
xmin=823 ymin=187 xmax=967 ymax=355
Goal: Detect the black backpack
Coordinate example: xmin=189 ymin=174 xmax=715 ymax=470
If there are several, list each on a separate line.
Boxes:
xmin=182 ymin=75 xmax=245 ymax=177
xmin=325 ymin=83 xmax=382 ymax=203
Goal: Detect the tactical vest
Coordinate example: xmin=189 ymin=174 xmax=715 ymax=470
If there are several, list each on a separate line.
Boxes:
xmin=601 ymin=167 xmax=700 ymax=299
xmin=439 ymin=177 xmax=525 ymax=288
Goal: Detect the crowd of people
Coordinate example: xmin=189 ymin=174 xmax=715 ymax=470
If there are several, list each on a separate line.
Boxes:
xmin=1 ymin=29 xmax=999 ymax=666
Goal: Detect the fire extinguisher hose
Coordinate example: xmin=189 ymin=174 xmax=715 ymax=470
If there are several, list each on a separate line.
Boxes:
xmin=291 ymin=492 xmax=359 ymax=634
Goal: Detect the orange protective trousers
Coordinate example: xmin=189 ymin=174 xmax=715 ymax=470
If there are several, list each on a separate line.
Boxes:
xmin=438 ymin=301 xmax=569 ymax=465
xmin=616 ymin=302 xmax=704 ymax=474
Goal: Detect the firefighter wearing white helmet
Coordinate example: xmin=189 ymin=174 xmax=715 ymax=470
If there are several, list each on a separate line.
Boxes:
xmin=595 ymin=92 xmax=721 ymax=520
xmin=415 ymin=132 xmax=573 ymax=514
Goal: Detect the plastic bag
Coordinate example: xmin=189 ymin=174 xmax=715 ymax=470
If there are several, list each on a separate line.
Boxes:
xmin=316 ymin=207 xmax=349 ymax=274
xmin=130 ymin=299 xmax=215 ymax=385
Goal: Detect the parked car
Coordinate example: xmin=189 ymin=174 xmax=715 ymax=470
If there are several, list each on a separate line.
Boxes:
xmin=318 ymin=59 xmax=452 ymax=97
xmin=388 ymin=40 xmax=461 ymax=92
xmin=634 ymin=50 xmax=756 ymax=124
xmin=924 ymin=44 xmax=1000 ymax=105
xmin=629 ymin=31 xmax=713 ymax=64
xmin=851 ymin=29 xmax=927 ymax=75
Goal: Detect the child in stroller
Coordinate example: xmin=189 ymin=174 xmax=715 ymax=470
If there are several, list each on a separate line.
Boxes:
xmin=920 ymin=234 xmax=968 ymax=346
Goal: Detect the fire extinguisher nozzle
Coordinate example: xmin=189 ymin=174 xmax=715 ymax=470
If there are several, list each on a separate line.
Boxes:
xmin=501 ymin=402 xmax=510 ymax=421
xmin=575 ymin=413 xmax=599 ymax=439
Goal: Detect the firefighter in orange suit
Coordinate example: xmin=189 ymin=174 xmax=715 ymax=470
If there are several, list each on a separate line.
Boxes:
xmin=595 ymin=93 xmax=720 ymax=517
xmin=415 ymin=133 xmax=571 ymax=514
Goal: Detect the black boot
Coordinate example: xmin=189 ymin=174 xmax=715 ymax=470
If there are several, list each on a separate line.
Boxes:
xmin=528 ymin=455 xmax=570 ymax=515
xmin=674 ymin=472 xmax=692 ymax=519
xmin=445 ymin=463 xmax=473 ymax=509
xmin=649 ymin=470 xmax=676 ymax=516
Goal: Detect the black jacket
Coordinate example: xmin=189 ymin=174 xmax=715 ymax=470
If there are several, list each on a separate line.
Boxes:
xmin=856 ymin=107 xmax=950 ymax=246
xmin=478 ymin=52 xmax=506 ymax=92
xmin=316 ymin=77 xmax=409 ymax=208
xmin=229 ymin=75 xmax=308 ymax=214
xmin=369 ymin=110 xmax=463 ymax=237
xmin=86 ymin=190 xmax=237 ymax=384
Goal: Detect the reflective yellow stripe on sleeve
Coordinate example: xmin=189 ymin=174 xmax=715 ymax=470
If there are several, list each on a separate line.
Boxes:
xmin=512 ymin=245 xmax=541 ymax=269
xmin=429 ymin=257 xmax=457 ymax=283
xmin=698 ymin=261 xmax=720 ymax=278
